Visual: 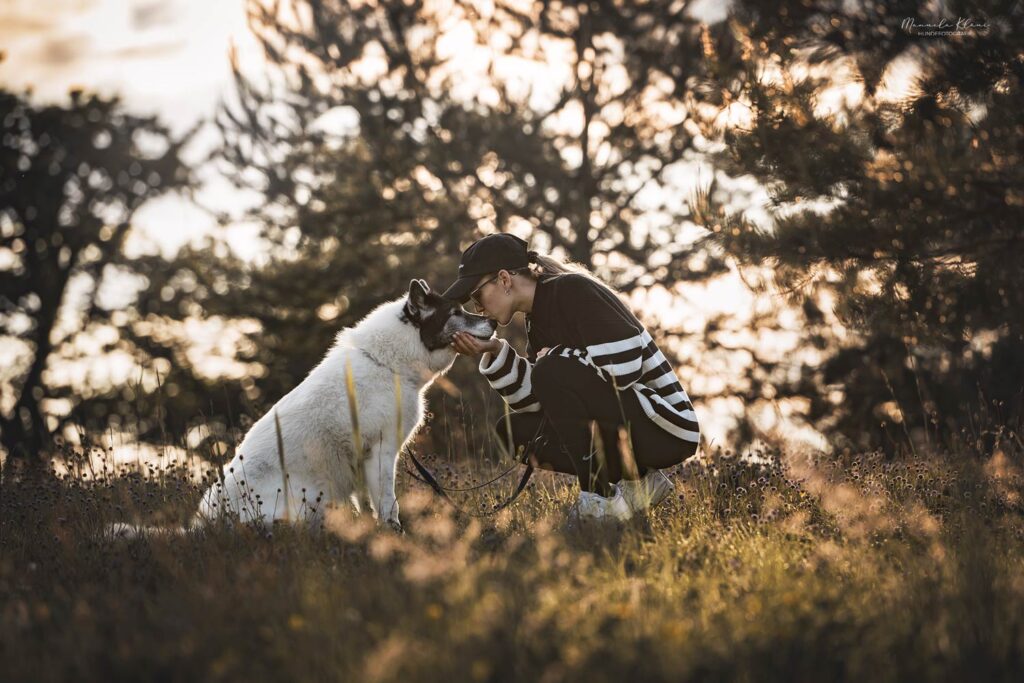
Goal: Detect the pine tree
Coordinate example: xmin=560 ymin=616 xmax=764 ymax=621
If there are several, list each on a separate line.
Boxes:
xmin=690 ymin=0 xmax=1024 ymax=450
xmin=96 ymin=0 xmax=746 ymax=458
xmin=0 ymin=87 xmax=193 ymax=469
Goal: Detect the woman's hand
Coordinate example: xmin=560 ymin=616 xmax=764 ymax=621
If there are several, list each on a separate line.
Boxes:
xmin=451 ymin=332 xmax=502 ymax=357
xmin=537 ymin=347 xmax=551 ymax=358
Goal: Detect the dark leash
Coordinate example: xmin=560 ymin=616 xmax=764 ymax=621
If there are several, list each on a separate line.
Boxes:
xmin=406 ymin=450 xmax=534 ymax=517
xmin=403 ymin=415 xmax=548 ymax=517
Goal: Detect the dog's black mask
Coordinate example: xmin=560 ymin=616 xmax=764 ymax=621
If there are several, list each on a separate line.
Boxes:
xmin=402 ymin=279 xmax=496 ymax=351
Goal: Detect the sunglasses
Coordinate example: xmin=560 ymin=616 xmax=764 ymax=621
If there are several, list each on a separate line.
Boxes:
xmin=468 ymin=274 xmax=500 ymax=312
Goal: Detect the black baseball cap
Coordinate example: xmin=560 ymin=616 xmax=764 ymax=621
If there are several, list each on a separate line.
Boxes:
xmin=442 ymin=233 xmax=534 ymax=303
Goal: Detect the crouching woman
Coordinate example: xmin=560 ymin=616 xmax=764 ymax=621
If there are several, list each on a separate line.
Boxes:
xmin=443 ymin=233 xmax=700 ymax=523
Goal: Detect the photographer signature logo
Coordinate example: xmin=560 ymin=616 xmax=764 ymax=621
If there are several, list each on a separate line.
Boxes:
xmin=901 ymin=17 xmax=991 ymax=36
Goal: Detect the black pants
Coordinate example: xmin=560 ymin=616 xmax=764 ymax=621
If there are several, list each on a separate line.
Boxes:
xmin=491 ymin=353 xmax=698 ymax=495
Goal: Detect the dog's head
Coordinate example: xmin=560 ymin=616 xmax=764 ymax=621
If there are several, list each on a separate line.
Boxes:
xmin=402 ymin=279 xmax=497 ymax=352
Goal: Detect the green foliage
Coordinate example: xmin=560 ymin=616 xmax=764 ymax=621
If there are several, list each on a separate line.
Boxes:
xmin=0 ymin=88 xmax=194 ymax=463
xmin=692 ymin=0 xmax=1024 ymax=449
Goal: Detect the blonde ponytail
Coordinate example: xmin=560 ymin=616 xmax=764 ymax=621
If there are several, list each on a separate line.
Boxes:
xmin=524 ymin=251 xmax=617 ymax=293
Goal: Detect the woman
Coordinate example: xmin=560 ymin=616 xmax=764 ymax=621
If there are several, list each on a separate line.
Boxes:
xmin=443 ymin=233 xmax=700 ymax=523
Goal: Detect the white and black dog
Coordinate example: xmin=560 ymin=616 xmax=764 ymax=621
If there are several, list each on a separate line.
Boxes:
xmin=114 ymin=280 xmax=495 ymax=535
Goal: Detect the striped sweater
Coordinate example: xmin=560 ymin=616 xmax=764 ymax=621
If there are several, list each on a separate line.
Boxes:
xmin=478 ymin=273 xmax=700 ymax=444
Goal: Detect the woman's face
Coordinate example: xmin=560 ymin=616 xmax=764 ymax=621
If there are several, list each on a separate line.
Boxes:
xmin=469 ymin=271 xmax=514 ymax=327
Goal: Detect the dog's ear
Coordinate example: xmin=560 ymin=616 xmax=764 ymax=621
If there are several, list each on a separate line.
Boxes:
xmin=405 ymin=279 xmax=430 ymax=320
xmin=408 ymin=279 xmax=429 ymax=302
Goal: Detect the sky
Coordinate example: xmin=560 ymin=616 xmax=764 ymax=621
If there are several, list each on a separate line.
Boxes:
xmin=1 ymin=0 xmax=247 ymax=131
xmin=0 ymin=0 xmax=265 ymax=259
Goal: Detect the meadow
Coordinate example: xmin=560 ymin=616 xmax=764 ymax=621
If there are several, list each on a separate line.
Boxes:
xmin=2 ymin=430 xmax=1023 ymax=682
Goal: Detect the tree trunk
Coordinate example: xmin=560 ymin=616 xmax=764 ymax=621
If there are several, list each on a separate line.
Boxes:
xmin=0 ymin=250 xmax=74 ymax=469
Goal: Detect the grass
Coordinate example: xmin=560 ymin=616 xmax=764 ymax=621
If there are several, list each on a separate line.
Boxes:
xmin=2 ymin=434 xmax=1024 ymax=682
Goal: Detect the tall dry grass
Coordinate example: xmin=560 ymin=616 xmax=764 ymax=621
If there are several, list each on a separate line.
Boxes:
xmin=2 ymin=428 xmax=1023 ymax=682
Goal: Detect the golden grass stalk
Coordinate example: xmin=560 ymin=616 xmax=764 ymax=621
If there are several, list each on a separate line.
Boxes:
xmin=500 ymin=395 xmax=515 ymax=462
xmin=273 ymin=409 xmax=291 ymax=522
xmin=608 ymin=372 xmax=641 ymax=480
xmin=344 ymin=355 xmax=365 ymax=503
xmin=589 ymin=420 xmax=608 ymax=492
xmin=618 ymin=424 xmax=640 ymax=481
xmin=394 ymin=372 xmax=403 ymax=452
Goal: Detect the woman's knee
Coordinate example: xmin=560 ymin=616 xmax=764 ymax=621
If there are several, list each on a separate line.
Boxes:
xmin=636 ymin=436 xmax=700 ymax=471
xmin=530 ymin=352 xmax=571 ymax=397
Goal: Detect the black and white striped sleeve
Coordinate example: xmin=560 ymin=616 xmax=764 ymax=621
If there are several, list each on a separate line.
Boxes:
xmin=582 ymin=333 xmax=647 ymax=390
xmin=478 ymin=339 xmax=542 ymax=412
xmin=563 ymin=276 xmax=647 ymax=390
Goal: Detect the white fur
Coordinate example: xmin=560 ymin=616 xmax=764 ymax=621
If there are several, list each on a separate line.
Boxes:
xmin=193 ymin=297 xmax=464 ymax=531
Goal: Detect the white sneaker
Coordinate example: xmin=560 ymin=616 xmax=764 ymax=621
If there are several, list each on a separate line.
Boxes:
xmin=619 ymin=470 xmax=674 ymax=513
xmin=571 ymin=484 xmax=633 ymax=523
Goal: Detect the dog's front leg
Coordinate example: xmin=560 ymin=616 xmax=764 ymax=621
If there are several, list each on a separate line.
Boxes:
xmin=365 ymin=435 xmax=401 ymax=532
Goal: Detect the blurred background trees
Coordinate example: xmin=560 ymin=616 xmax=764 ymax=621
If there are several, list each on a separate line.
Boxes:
xmin=66 ymin=0 xmax=749 ymax=463
xmin=691 ymin=0 xmax=1023 ymax=451
xmin=3 ymin=0 xmax=1021 ymax=469
xmin=0 ymin=88 xmax=193 ymax=470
